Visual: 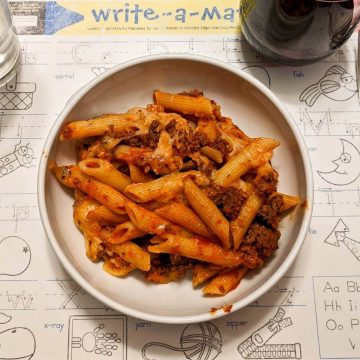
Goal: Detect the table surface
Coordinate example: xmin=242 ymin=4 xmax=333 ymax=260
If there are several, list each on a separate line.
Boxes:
xmin=1 ymin=1 xmax=360 ymax=359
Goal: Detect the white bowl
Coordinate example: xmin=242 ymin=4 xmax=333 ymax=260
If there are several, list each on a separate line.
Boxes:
xmin=38 ymin=54 xmax=313 ymax=324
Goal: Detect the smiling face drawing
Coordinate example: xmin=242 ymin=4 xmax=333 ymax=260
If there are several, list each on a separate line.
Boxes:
xmin=318 ymin=139 xmax=360 ymax=185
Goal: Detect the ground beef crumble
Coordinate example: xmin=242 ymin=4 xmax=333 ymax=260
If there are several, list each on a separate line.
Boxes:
xmin=164 ymin=121 xmax=204 ymax=156
xmin=257 ymin=194 xmax=284 ymax=229
xmin=182 ymin=133 xmax=208 ymax=156
xmin=122 ymin=120 xmax=161 ymax=148
xmin=238 ymin=244 xmax=264 ymax=269
xmin=242 ymin=222 xmax=280 ymax=258
xmin=203 ymin=184 xmax=246 ymax=220
xmin=164 ymin=119 xmax=177 ymax=136
xmin=254 ymin=170 xmax=279 ymax=196
xmin=145 ymin=254 xmax=191 ymax=284
xmin=181 ymin=158 xmax=197 ymax=171
xmin=209 ymin=138 xmax=229 ymax=160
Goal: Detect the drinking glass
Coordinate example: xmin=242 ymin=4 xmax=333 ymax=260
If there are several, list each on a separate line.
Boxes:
xmin=0 ymin=0 xmax=20 ymax=87
xmin=241 ymin=0 xmax=360 ymax=63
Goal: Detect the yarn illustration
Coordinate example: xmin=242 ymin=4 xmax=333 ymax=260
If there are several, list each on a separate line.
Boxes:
xmin=142 ymin=322 xmax=222 ymax=360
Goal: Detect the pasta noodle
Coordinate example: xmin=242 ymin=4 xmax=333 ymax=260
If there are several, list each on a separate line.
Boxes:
xmin=184 ymin=178 xmax=231 ymax=249
xmin=79 ymin=158 xmax=131 ymax=191
xmin=129 ymin=164 xmax=154 ymax=183
xmin=148 ymin=234 xmax=247 ymax=267
xmin=49 ymin=161 xmax=127 ymax=215
xmin=124 ymin=200 xmax=181 ymax=235
xmin=213 ymin=138 xmax=280 ymax=186
xmin=192 ymin=264 xmax=223 ymax=287
xmin=50 ymin=89 xmax=299 ymax=295
xmin=202 ymin=267 xmax=248 ymax=295
xmin=103 ymin=258 xmax=136 ymax=277
xmin=200 ymin=146 xmax=223 ymax=164
xmin=108 ymin=242 xmax=151 ymax=271
xmin=154 ymin=202 xmax=215 ymax=239
xmin=154 ymin=90 xmax=213 ymax=116
xmin=105 ymin=221 xmax=147 ymax=244
xmin=124 ymin=171 xmax=200 ymax=203
xmin=231 ymin=191 xmax=264 ymax=251
xmin=60 ymin=113 xmax=144 ymax=140
xmin=87 ymin=206 xmax=129 ymax=223
xmin=72 ymin=197 xmax=103 ymax=262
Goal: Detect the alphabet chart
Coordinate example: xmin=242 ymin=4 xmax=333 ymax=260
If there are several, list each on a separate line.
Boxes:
xmin=0 ymin=1 xmax=360 ymax=359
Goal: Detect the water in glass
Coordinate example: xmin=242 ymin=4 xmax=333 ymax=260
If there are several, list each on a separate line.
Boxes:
xmin=0 ymin=1 xmax=20 ymax=87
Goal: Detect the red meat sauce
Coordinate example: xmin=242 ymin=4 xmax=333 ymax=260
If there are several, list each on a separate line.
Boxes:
xmin=79 ymin=112 xmax=285 ymax=274
xmin=203 ymin=185 xmax=246 ymax=221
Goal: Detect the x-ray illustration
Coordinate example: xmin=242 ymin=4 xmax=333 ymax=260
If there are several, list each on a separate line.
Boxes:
xmin=68 ymin=315 xmax=127 ymax=359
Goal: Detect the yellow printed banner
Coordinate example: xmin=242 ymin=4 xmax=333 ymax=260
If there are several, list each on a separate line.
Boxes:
xmin=55 ymin=0 xmax=244 ymax=35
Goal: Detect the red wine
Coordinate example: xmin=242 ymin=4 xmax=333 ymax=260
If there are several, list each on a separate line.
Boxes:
xmin=241 ymin=0 xmax=360 ymax=63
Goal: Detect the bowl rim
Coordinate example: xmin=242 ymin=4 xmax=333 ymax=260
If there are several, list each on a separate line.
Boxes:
xmin=37 ymin=53 xmax=314 ymax=324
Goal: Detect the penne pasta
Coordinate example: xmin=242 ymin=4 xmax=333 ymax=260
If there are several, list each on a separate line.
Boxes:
xmin=124 ymin=171 xmax=199 ymax=203
xmin=274 ymin=192 xmax=300 ymax=211
xmin=73 ymin=197 xmax=103 ymax=262
xmin=100 ymin=135 xmax=122 ymax=150
xmin=148 ymin=234 xmax=246 ymax=267
xmin=155 ymin=202 xmax=215 ymax=239
xmin=124 ymin=201 xmax=180 ymax=235
xmin=129 ymin=164 xmax=154 ymax=183
xmin=192 ymin=263 xmax=223 ymax=287
xmin=51 ymin=89 xmax=299 ymax=296
xmin=60 ymin=113 xmax=143 ymax=140
xmin=75 ymin=175 xmax=127 ymax=215
xmin=49 ymin=161 xmax=127 ymax=214
xmin=154 ymin=90 xmax=213 ymax=116
xmin=74 ymin=188 xmax=87 ymax=201
xmin=87 ymin=205 xmax=129 ymax=223
xmin=106 ymin=221 xmax=147 ymax=244
xmin=113 ymin=145 xmax=153 ymax=163
xmin=184 ymin=178 xmax=231 ymax=249
xmin=231 ymin=191 xmax=264 ymax=251
xmin=108 ymin=242 xmax=151 ymax=271
xmin=103 ymin=258 xmax=136 ymax=277
xmin=213 ymin=138 xmax=280 ymax=186
xmin=79 ymin=158 xmax=131 ymax=192
xmin=200 ymin=146 xmax=223 ymax=163
xmin=202 ymin=267 xmax=248 ymax=295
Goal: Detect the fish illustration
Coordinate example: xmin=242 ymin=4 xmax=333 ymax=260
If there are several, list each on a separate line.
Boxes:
xmin=300 ymin=65 xmax=357 ymax=106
